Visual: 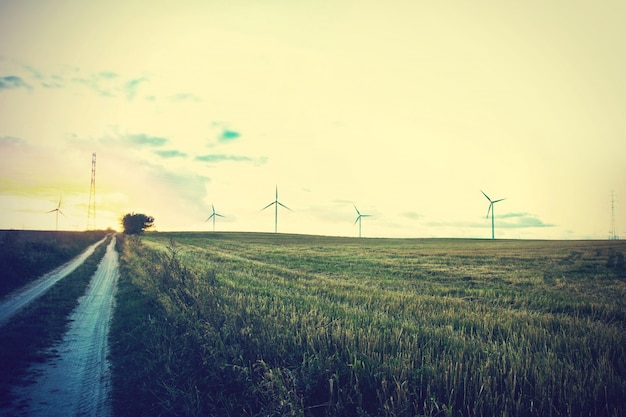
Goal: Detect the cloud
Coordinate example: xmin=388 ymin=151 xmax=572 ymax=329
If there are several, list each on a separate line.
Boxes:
xmin=424 ymin=212 xmax=555 ymax=230
xmin=168 ymin=93 xmax=202 ymax=102
xmin=498 ymin=213 xmax=555 ymax=228
xmin=23 ymin=66 xmax=64 ymax=88
xmin=156 ymin=149 xmax=187 ymax=158
xmin=195 ymin=154 xmax=267 ymax=164
xmin=99 ymin=71 xmax=118 ymax=79
xmin=0 ymin=136 xmax=27 ymax=147
xmin=127 ymin=134 xmax=168 ymax=146
xmin=125 ymin=77 xmax=147 ymax=100
xmin=209 ymin=122 xmax=241 ymax=143
xmin=0 ymin=75 xmax=29 ymax=90
xmin=219 ymin=129 xmax=241 ymax=142
xmin=402 ymin=211 xmax=423 ymax=220
xmin=70 ymin=71 xmax=148 ymax=100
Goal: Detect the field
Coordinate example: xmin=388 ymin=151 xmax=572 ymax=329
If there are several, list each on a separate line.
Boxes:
xmin=111 ymin=233 xmax=626 ymax=417
xmin=0 ymin=230 xmax=107 ymax=297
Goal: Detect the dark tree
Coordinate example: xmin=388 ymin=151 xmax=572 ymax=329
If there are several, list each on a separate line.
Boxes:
xmin=121 ymin=213 xmax=154 ymax=235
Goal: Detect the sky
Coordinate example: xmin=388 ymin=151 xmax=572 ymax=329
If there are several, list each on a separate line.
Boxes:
xmin=1 ymin=0 xmax=625 ymax=239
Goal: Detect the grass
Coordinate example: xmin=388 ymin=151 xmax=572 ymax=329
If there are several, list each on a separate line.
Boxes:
xmin=0 ymin=230 xmax=108 ymax=297
xmin=0 ymin=235 xmax=110 ymax=407
xmin=110 ymin=232 xmax=626 ymax=416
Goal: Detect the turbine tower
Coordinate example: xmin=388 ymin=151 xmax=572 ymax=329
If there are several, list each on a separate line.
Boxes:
xmin=261 ymin=186 xmax=291 ymax=233
xmin=87 ymin=152 xmax=96 ymax=230
xmin=48 ymin=196 xmax=65 ymax=231
xmin=205 ymin=204 xmax=225 ymax=232
xmin=353 ymin=204 xmax=371 ymax=238
xmin=481 ymin=190 xmax=506 ymax=240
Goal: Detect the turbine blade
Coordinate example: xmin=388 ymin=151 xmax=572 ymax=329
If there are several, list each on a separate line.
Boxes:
xmin=493 ymin=198 xmax=506 ymax=203
xmin=261 ymin=201 xmax=276 ymax=211
xmin=216 ymin=213 xmax=225 ymax=218
xmin=354 ymin=215 xmax=361 ymax=225
xmin=47 ymin=209 xmax=56 ymax=213
xmin=278 ymin=202 xmax=292 ymax=211
xmin=353 ymin=204 xmax=361 ymax=215
xmin=486 ymin=203 xmax=492 ymax=219
xmin=361 ymin=214 xmax=372 ymax=217
xmin=59 ymin=210 xmax=65 ymax=217
xmin=481 ymin=190 xmax=492 ymax=202
xmin=206 ymin=214 xmax=215 ymax=222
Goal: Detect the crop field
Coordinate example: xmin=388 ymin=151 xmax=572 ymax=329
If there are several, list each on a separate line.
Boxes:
xmin=111 ymin=233 xmax=626 ymax=417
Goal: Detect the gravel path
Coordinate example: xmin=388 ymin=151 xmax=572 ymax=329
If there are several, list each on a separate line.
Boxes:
xmin=9 ymin=236 xmax=120 ymax=417
xmin=0 ymin=237 xmax=107 ymax=327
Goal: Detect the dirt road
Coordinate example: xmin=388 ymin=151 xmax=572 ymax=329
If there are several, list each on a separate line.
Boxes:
xmin=9 ymin=236 xmax=120 ymax=417
xmin=0 ymin=237 xmax=107 ymax=327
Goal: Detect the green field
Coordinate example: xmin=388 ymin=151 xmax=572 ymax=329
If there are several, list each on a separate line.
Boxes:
xmin=111 ymin=232 xmax=626 ymax=417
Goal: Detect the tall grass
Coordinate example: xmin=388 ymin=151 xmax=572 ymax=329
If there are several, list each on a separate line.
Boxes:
xmin=111 ymin=233 xmax=626 ymax=416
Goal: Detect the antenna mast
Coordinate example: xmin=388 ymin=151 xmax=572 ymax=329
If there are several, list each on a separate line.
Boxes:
xmin=609 ymin=190 xmax=619 ymax=240
xmin=87 ymin=152 xmax=96 ymax=230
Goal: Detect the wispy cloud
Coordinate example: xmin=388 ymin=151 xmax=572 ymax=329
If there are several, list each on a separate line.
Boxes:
xmin=156 ymin=149 xmax=187 ymax=158
xmin=127 ymin=133 xmax=168 ymax=146
xmin=125 ymin=77 xmax=148 ymax=100
xmin=499 ymin=212 xmax=555 ymax=228
xmin=69 ymin=70 xmax=149 ymax=100
xmin=23 ymin=66 xmax=64 ymax=88
xmin=0 ymin=136 xmax=27 ymax=146
xmin=195 ymin=154 xmax=266 ymax=164
xmin=168 ymin=93 xmax=202 ymax=102
xmin=424 ymin=212 xmax=555 ymax=230
xmin=0 ymin=75 xmax=29 ymax=90
xmin=402 ymin=211 xmax=423 ymax=220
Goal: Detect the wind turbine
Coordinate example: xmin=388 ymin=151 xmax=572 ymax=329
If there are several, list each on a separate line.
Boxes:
xmin=205 ymin=204 xmax=225 ymax=232
xmin=353 ymin=204 xmax=371 ymax=238
xmin=481 ymin=190 xmax=506 ymax=240
xmin=261 ymin=186 xmax=291 ymax=233
xmin=48 ymin=196 xmax=65 ymax=231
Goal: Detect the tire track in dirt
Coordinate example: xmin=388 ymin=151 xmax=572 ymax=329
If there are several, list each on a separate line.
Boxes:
xmin=0 ymin=237 xmax=107 ymax=327
xmin=9 ymin=236 xmax=119 ymax=417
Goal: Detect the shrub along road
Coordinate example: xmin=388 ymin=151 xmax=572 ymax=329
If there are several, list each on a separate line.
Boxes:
xmin=1 ymin=236 xmax=120 ymax=417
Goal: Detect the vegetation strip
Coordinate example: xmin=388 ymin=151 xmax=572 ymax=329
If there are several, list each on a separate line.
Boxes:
xmin=0 ymin=235 xmax=111 ymax=407
xmin=111 ymin=233 xmax=626 ymax=417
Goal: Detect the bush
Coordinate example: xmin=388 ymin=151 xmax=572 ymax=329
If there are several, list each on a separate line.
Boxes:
xmin=121 ymin=213 xmax=154 ymax=235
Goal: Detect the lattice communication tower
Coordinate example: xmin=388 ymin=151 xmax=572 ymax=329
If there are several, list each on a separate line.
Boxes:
xmin=87 ymin=153 xmax=96 ymax=230
xmin=609 ymin=190 xmax=619 ymax=240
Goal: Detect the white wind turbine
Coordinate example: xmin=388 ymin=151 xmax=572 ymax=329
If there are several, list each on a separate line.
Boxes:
xmin=48 ymin=196 xmax=65 ymax=231
xmin=481 ymin=190 xmax=506 ymax=240
xmin=353 ymin=204 xmax=371 ymax=238
xmin=261 ymin=186 xmax=291 ymax=233
xmin=205 ymin=204 xmax=225 ymax=232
